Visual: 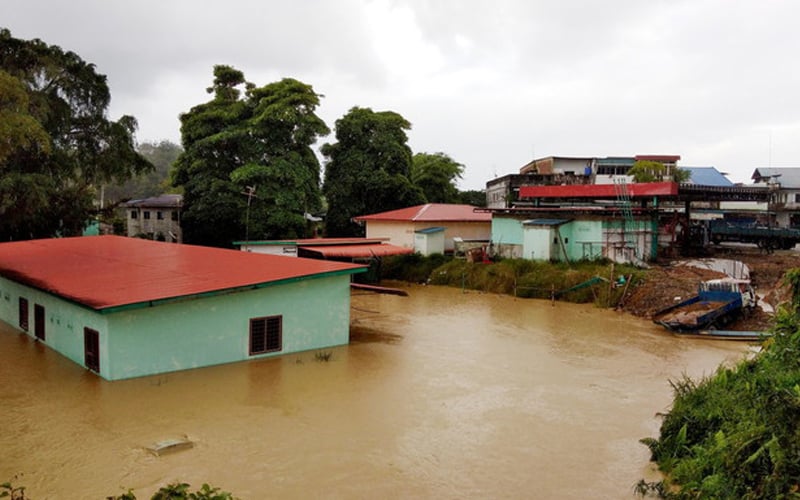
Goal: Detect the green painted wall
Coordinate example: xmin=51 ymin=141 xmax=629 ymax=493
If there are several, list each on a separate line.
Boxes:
xmin=0 ymin=276 xmax=110 ymax=377
xmin=560 ymin=220 xmax=603 ymax=260
xmin=106 ymin=275 xmax=352 ymax=380
xmin=0 ymin=274 xmax=354 ymax=381
xmin=491 ymin=216 xmax=524 ymax=245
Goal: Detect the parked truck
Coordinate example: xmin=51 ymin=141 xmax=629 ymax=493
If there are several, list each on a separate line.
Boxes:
xmin=652 ymin=278 xmax=757 ymax=333
xmin=708 ymin=219 xmax=800 ymax=250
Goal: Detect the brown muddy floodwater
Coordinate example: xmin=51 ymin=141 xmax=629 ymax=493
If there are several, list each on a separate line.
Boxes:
xmin=0 ymin=284 xmax=752 ymax=499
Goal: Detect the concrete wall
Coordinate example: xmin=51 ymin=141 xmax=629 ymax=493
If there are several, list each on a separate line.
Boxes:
xmin=365 ymin=221 xmax=413 ymax=249
xmin=366 ymin=221 xmax=490 ymax=252
xmin=556 ymin=220 xmax=604 ymax=261
xmin=602 ymin=219 xmax=657 ymax=264
xmin=0 ymin=274 xmax=352 ymax=381
xmin=127 ymin=207 xmax=182 ymax=242
xmin=495 ymin=216 xmax=656 ymax=264
xmin=491 ymin=216 xmax=524 ymax=246
xmin=491 ymin=216 xmax=525 ymax=259
xmin=486 ymin=177 xmax=512 ymax=209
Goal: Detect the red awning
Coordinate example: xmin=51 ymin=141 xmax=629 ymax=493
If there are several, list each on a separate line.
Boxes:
xmin=298 ymin=243 xmax=413 ymax=259
xmin=519 ymin=181 xmax=679 ymax=200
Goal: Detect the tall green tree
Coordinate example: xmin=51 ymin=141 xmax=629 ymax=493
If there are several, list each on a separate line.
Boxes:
xmin=411 ymin=152 xmax=464 ymax=203
xmin=172 ymin=66 xmax=329 ymax=247
xmin=322 ymin=107 xmax=425 ymax=236
xmin=628 ymin=160 xmax=690 ymax=183
xmin=0 ymin=29 xmax=152 ymax=240
xmin=457 ymin=189 xmax=487 ymax=207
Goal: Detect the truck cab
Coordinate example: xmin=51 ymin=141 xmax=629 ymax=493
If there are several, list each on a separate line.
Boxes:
xmin=699 ymin=278 xmax=756 ymax=310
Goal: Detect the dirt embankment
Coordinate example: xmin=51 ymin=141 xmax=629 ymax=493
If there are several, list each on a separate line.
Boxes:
xmin=621 ymin=246 xmax=799 ymax=330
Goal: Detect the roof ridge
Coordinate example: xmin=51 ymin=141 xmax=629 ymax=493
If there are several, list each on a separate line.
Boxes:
xmin=413 ymin=203 xmax=432 ymax=221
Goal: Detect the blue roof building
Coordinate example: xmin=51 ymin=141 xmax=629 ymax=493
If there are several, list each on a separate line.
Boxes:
xmin=680 ymin=167 xmax=733 ymax=187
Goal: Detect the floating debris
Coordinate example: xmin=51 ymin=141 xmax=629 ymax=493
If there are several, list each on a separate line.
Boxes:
xmin=147 ymin=437 xmax=194 ymax=456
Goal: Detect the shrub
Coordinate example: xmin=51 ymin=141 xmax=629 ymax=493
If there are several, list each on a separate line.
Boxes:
xmin=638 ymin=269 xmax=800 ymax=498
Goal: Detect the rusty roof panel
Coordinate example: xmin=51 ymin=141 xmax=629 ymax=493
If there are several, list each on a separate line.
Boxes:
xmin=0 ymin=236 xmax=365 ymax=311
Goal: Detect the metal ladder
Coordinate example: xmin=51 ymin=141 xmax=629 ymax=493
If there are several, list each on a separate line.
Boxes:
xmin=613 ymin=178 xmax=638 ymax=261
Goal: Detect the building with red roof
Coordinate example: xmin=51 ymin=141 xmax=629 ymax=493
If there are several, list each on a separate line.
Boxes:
xmin=352 ymin=204 xmax=491 ymax=254
xmin=235 ymin=237 xmax=413 ymax=260
xmin=0 ymin=236 xmax=365 ymax=380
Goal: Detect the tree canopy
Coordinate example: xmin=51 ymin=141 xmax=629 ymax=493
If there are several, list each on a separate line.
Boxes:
xmin=172 ymin=65 xmax=329 ymax=247
xmin=322 ymin=107 xmax=425 ymax=236
xmin=628 ymin=160 xmax=690 ymax=183
xmin=411 ymin=152 xmax=464 ymax=204
xmin=0 ymin=29 xmax=152 ymax=240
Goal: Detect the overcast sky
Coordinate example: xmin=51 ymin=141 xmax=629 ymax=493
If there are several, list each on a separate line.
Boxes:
xmin=3 ymin=0 xmax=800 ymax=190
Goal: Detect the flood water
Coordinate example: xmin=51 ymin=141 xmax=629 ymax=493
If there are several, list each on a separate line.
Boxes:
xmin=0 ymin=284 xmax=751 ymax=499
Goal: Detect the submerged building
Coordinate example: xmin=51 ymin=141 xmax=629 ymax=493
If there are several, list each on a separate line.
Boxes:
xmin=0 ymin=236 xmax=365 ymax=380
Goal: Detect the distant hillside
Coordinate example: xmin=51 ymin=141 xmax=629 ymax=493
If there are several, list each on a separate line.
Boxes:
xmin=103 ymin=140 xmax=182 ymax=204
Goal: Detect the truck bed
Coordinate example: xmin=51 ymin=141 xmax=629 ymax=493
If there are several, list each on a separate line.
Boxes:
xmin=655 ymin=300 xmax=728 ymax=328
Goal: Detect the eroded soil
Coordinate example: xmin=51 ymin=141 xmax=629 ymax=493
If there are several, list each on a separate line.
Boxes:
xmin=622 ymin=245 xmax=799 ymax=330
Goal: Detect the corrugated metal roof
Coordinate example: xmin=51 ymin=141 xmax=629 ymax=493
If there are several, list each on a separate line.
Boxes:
xmin=353 ymin=204 xmax=491 ymax=222
xmin=0 ymin=236 xmax=366 ymax=312
xmin=681 ymin=167 xmax=733 ymax=187
xmin=125 ymin=194 xmax=183 ymax=208
xmin=298 ymin=243 xmax=414 ymax=258
xmin=519 ymin=182 xmax=679 ymax=199
xmin=752 ymin=167 xmax=800 ymax=188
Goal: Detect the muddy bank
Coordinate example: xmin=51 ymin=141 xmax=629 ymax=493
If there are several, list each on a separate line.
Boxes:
xmin=621 ymin=245 xmax=797 ymax=330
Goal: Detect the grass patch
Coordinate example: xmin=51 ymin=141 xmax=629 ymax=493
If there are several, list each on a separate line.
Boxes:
xmin=402 ymin=256 xmax=644 ymax=307
xmin=381 ymin=253 xmax=451 ymax=283
xmin=314 ymin=350 xmax=333 ymax=362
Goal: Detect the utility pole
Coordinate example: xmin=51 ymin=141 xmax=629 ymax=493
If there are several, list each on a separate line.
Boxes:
xmin=241 ymin=186 xmax=257 ymax=243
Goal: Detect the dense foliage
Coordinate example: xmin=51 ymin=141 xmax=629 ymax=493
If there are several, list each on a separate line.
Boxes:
xmin=322 ymin=107 xmax=425 ymax=236
xmin=172 ymin=65 xmax=329 ymax=247
xmin=0 ymin=29 xmax=152 ymax=240
xmin=456 ymin=189 xmax=487 ymax=207
xmin=638 ymin=268 xmax=800 ymax=498
xmin=629 ymin=160 xmax=690 ymax=184
xmin=410 ymin=152 xmax=464 ymax=203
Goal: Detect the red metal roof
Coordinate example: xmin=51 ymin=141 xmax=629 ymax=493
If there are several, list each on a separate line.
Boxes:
xmin=0 ymin=236 xmax=365 ymax=312
xmin=519 ymin=182 xmax=679 ymax=200
xmin=353 ymin=204 xmax=491 ymax=222
xmin=298 ymin=243 xmax=414 ymax=259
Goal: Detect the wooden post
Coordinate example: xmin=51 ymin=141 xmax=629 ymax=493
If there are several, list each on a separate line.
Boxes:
xmin=608 ymin=263 xmax=615 ymax=307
